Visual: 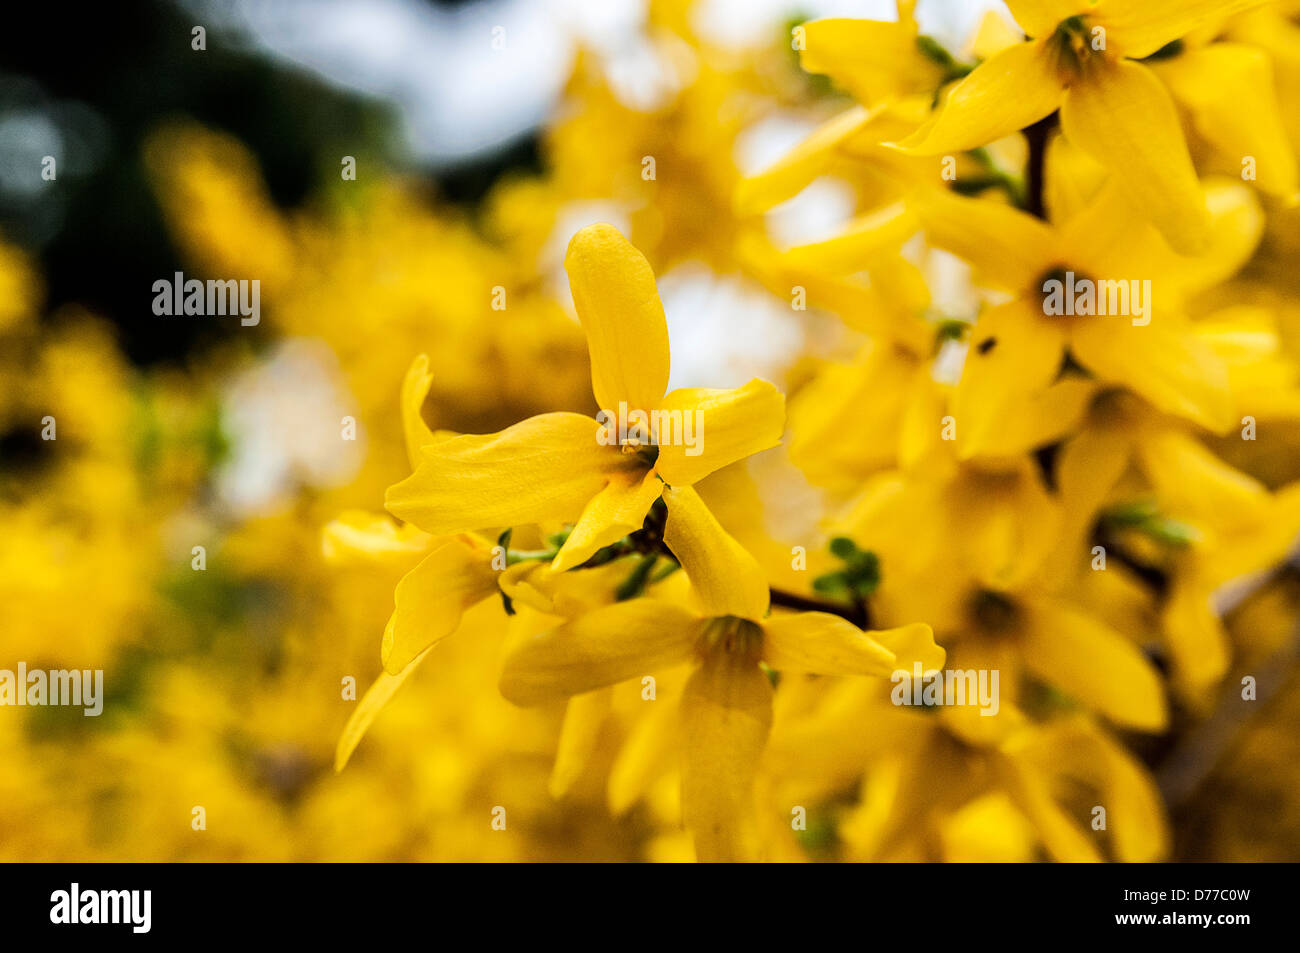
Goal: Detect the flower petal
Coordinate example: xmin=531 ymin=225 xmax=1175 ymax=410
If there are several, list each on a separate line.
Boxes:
xmin=1059 ymin=59 xmax=1208 ymax=253
xmin=955 ymin=299 xmax=1068 ymax=459
xmin=552 ymin=469 xmax=663 ymax=572
xmin=549 ymin=688 xmax=613 ymax=798
xmin=1070 ymin=315 xmax=1234 ymax=432
xmin=498 ymin=599 xmax=702 ymax=706
xmin=565 ymin=223 xmax=671 ymax=413
xmin=971 ymin=377 xmax=1099 ymax=458
xmin=1002 ymin=744 xmax=1105 ymax=862
xmin=385 ymin=412 xmax=631 ymax=535
xmin=1098 ymin=0 xmax=1272 ymax=60
xmin=734 ymin=105 xmax=877 ymax=215
xmin=1151 ymin=43 xmax=1298 ymax=201
xmin=912 ymin=188 xmax=1055 ymax=291
xmin=1020 ymin=597 xmax=1169 ymax=730
xmin=680 ymin=651 xmax=773 ymax=862
xmin=761 ymin=612 xmax=920 ymax=677
xmin=1006 ymin=0 xmax=1097 ymax=38
xmin=662 ymin=484 xmax=770 ymax=620
xmin=893 ymin=40 xmax=1065 ymax=155
xmin=321 ymin=510 xmax=432 ymax=567
xmin=799 ymin=16 xmax=940 ymax=105
xmin=382 ymin=536 xmax=500 ymax=673
xmin=779 ymin=201 xmax=917 ymax=274
xmin=653 ymin=378 xmax=785 ymax=488
xmin=873 ymin=620 xmax=948 ymax=673
xmin=401 ymin=353 xmax=437 ymax=471
xmin=608 ymin=686 xmax=681 ymax=815
xmin=335 ymin=648 xmax=427 ymax=771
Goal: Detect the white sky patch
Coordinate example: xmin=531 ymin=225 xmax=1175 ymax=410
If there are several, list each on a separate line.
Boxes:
xmin=215 ymin=339 xmax=364 ymax=515
xmin=189 ymin=0 xmax=1009 ymax=166
xmin=763 ymin=176 xmax=857 ymax=248
xmin=692 ymin=0 xmax=1008 ymax=51
xmin=734 ymin=112 xmax=819 ymax=176
xmin=658 ymin=263 xmax=803 ymax=390
xmin=545 ymin=201 xmax=634 ymax=311
xmin=733 ymin=114 xmax=856 ymax=246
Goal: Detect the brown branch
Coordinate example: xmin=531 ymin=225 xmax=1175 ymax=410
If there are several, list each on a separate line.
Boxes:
xmin=1022 ymin=113 xmax=1057 ymax=221
xmin=770 ymin=587 xmax=869 ymax=629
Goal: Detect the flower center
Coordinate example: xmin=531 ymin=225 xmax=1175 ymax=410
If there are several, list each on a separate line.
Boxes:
xmin=1049 ymin=15 xmax=1102 ymax=77
xmin=968 ymin=589 xmax=1021 ymax=636
xmin=697 ymin=616 xmax=764 ymax=664
xmin=1035 ymin=265 xmax=1095 ymax=318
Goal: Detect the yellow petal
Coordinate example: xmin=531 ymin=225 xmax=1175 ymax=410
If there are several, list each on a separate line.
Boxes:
xmin=1041 ymin=717 xmax=1170 ymax=861
xmin=799 ymin=17 xmax=940 ymax=106
xmin=552 ymin=470 xmax=663 ymax=572
xmin=498 ymin=599 xmax=702 ymax=705
xmin=955 ymin=299 xmax=1068 ymax=459
xmin=386 ymin=412 xmax=632 ymax=535
xmin=971 ymin=377 xmax=1099 ymax=458
xmin=779 ymin=201 xmax=917 ymax=275
xmin=401 ymin=353 xmax=437 ymax=472
xmin=662 ymin=484 xmax=770 ymax=620
xmin=1098 ymin=0 xmax=1272 ymax=60
xmin=939 ymin=792 xmax=1037 ymax=863
xmin=680 ymin=651 xmax=773 ymax=862
xmin=382 ymin=536 xmax=500 ymax=673
xmin=549 ymin=688 xmax=613 ymax=798
xmin=321 ymin=510 xmax=432 ymax=567
xmin=912 ymin=188 xmax=1054 ymax=291
xmin=873 ymin=620 xmax=947 ymax=673
xmin=1059 ymin=59 xmax=1208 ymax=253
xmin=1020 ymin=597 xmax=1169 ymax=730
xmin=499 ymin=558 xmax=633 ymax=618
xmin=760 ymin=612 xmax=899 ymax=676
xmin=1162 ymin=577 xmax=1230 ymax=694
xmin=1132 ymin=426 xmax=1268 ymax=528
xmin=1054 ymin=421 xmax=1132 ymax=547
xmin=653 ymin=378 xmax=785 ymax=488
xmin=972 ymin=11 xmax=1030 ymax=60
xmin=734 ymin=106 xmax=876 ymax=215
xmin=608 ymin=685 xmax=681 ymax=815
xmin=893 ymin=40 xmax=1065 ymax=155
xmin=1070 ymin=315 xmax=1234 ymax=432
xmin=1044 ymin=131 xmax=1110 ymax=225
xmin=1151 ymin=43 xmax=1299 ymax=200
xmin=1005 ymin=0 xmax=1096 ymax=38
xmin=335 ymin=649 xmax=428 ymax=771
xmin=565 ymin=223 xmax=670 ymax=413
xmin=1005 ymin=759 xmax=1105 ymax=862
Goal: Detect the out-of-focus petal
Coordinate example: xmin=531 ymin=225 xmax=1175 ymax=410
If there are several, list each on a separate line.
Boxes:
xmin=565 ymin=223 xmax=671 ymax=413
xmin=662 ymin=484 xmax=770 ymax=621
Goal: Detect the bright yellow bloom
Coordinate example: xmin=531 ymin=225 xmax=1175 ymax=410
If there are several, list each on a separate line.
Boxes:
xmin=894 ymin=0 xmax=1274 ymax=251
xmin=915 ymin=184 xmax=1250 ymax=454
xmin=500 ymin=482 xmax=940 ymax=861
xmin=386 ymin=224 xmax=785 ymax=573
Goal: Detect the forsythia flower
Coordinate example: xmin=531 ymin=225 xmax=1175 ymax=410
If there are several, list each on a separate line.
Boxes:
xmin=893 ymin=0 xmax=1275 ymax=251
xmin=499 ymin=482 xmax=940 ymax=861
xmin=385 ymin=224 xmax=785 ymax=572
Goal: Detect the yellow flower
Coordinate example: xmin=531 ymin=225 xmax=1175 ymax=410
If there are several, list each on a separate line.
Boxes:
xmin=894 ymin=0 xmax=1274 ymax=251
xmin=915 ymin=184 xmax=1247 ymax=455
xmin=386 ymin=224 xmax=785 ymax=573
xmin=499 ymin=482 xmax=940 ymax=861
xmin=842 ymin=451 xmax=1169 ymax=733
